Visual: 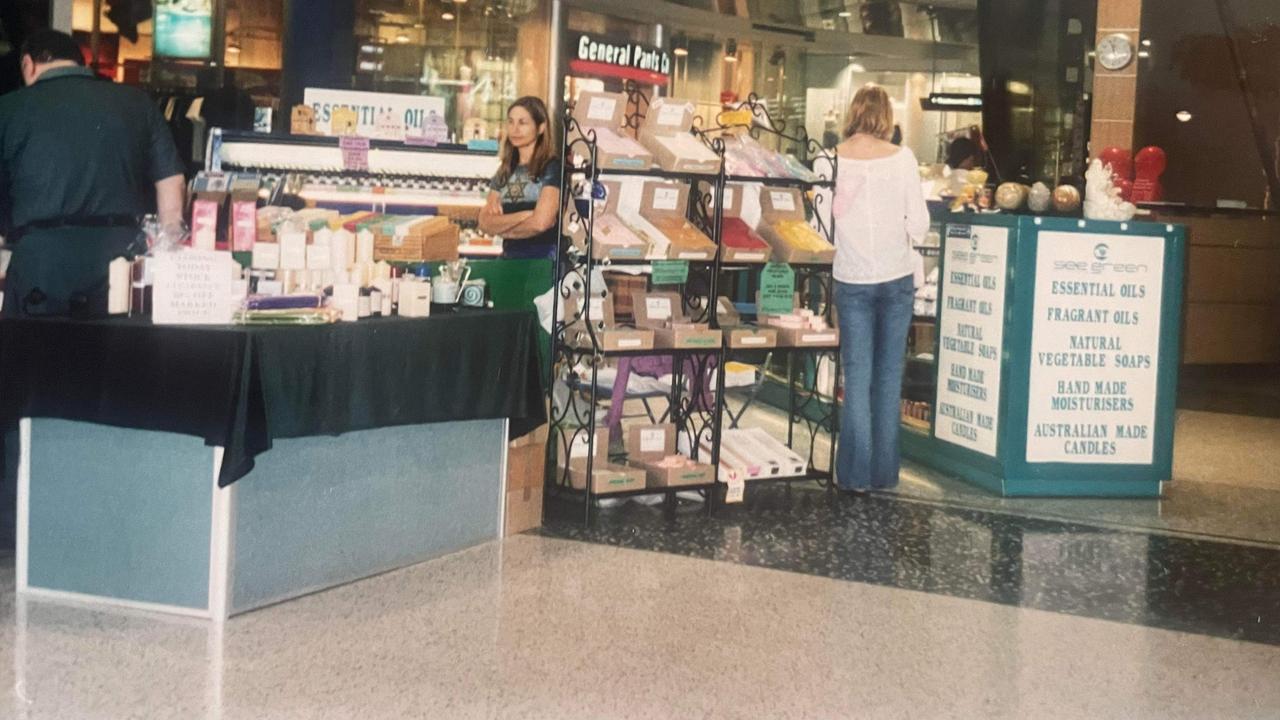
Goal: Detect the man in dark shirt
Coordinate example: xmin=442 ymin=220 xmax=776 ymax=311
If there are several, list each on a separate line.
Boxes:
xmin=0 ymin=29 xmax=185 ymax=317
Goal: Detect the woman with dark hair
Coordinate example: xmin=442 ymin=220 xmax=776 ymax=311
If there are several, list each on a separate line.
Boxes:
xmin=478 ymin=96 xmax=562 ymax=259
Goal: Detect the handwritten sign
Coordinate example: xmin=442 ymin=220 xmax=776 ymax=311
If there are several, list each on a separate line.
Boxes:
xmin=651 ymin=260 xmax=690 ymax=286
xmin=152 ymin=250 xmax=235 ymax=325
xmin=759 ymin=262 xmax=796 ymax=315
xmin=340 ymin=136 xmax=370 ymax=172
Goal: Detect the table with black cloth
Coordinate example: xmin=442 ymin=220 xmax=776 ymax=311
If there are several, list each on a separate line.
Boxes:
xmin=2 ymin=310 xmax=546 ymax=619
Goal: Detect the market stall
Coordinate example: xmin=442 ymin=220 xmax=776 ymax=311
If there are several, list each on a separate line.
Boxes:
xmin=901 ymin=212 xmax=1186 ymax=497
xmin=2 ymin=311 xmax=544 ymax=619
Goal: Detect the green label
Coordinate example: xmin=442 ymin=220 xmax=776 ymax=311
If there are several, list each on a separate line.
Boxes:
xmin=651 ymin=260 xmax=690 ymax=286
xmin=759 ymin=262 xmax=796 ymax=315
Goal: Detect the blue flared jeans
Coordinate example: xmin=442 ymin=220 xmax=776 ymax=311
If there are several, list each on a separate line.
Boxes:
xmin=834 ymin=274 xmax=915 ymax=490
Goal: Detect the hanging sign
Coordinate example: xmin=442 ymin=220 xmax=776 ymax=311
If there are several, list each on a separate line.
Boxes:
xmin=1025 ymin=232 xmax=1165 ymax=464
xmin=340 ymin=137 xmax=370 ymax=172
xmin=568 ymin=33 xmax=672 ymax=86
xmin=759 ymin=262 xmax=796 ymax=315
xmin=304 ymin=89 xmax=447 ymax=141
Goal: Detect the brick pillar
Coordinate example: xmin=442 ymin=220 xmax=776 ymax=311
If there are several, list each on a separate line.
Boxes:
xmin=1090 ymin=0 xmax=1142 ymax=153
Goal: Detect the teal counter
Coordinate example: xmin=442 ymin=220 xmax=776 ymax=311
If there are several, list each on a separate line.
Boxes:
xmin=902 ymin=214 xmax=1186 ymax=497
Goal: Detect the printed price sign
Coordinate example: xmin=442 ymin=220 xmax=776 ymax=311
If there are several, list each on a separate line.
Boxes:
xmin=340 ymin=136 xmax=370 ymax=172
xmin=651 ymin=260 xmax=690 ymax=286
xmin=759 ymin=262 xmax=796 ymax=315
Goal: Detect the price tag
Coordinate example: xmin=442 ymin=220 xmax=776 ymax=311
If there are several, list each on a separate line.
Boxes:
xmin=646 ymin=296 xmax=673 ymax=320
xmin=639 ymin=428 xmax=666 ymax=454
xmin=652 ymin=187 xmax=681 ymax=212
xmin=340 ymin=136 xmax=370 ymax=172
xmin=587 ymin=96 xmax=616 ymax=122
xmin=759 ymin=262 xmax=796 ymax=316
xmin=723 ymin=476 xmax=745 ymax=504
xmin=588 ymin=296 xmax=605 ymax=320
xmin=656 ymin=102 xmax=687 ymax=128
xmin=770 ymin=190 xmax=796 ymax=213
xmin=651 ymin=260 xmax=690 ymax=286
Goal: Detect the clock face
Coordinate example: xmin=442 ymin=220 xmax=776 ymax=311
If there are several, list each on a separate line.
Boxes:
xmin=1097 ymin=33 xmax=1134 ymax=71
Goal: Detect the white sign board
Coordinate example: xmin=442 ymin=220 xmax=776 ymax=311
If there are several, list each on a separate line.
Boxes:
xmin=304 ymin=88 xmax=447 ymax=141
xmin=1026 ymin=231 xmax=1165 ymax=464
xmin=933 ymin=224 xmax=1009 ymax=456
xmin=152 ymin=250 xmax=236 ymax=325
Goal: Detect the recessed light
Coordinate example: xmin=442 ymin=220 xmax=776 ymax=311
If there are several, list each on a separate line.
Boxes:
xmin=673 ymin=47 xmax=688 ymax=57
xmin=442 ymin=11 xmax=455 ymax=20
xmin=838 ymin=10 xmax=852 ymax=17
xmin=1176 ymin=110 xmax=1193 ymax=122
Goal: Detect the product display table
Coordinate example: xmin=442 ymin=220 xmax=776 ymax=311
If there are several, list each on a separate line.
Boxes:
xmin=1 ymin=311 xmax=544 ymax=618
xmin=902 ymin=214 xmax=1186 ymax=497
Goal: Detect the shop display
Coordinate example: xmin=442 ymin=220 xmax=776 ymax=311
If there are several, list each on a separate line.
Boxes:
xmin=758 ymin=305 xmax=839 ymax=348
xmin=626 ymin=424 xmax=715 ymax=489
xmin=1052 ymin=184 xmax=1082 ymax=214
xmin=562 ymin=427 xmax=646 ymax=495
xmin=564 ymin=180 xmax=649 ymax=260
xmin=638 ymin=182 xmax=717 ymax=260
xmin=1027 ymin=182 xmax=1053 ymax=213
xmin=1083 ymin=159 xmax=1138 ymax=221
xmin=631 ymin=290 xmax=722 ymax=349
xmin=708 ymin=428 xmax=809 ymax=481
xmin=639 ymin=97 xmax=720 ymax=175
xmin=995 ymin=182 xmax=1028 ymax=211
xmin=570 ymin=91 xmax=654 ymax=171
xmin=721 ymin=132 xmax=820 ymax=183
xmin=914 ymin=265 xmax=939 ymax=318
xmin=719 ymin=184 xmax=772 ymax=263
xmin=565 ymin=293 xmax=655 ymax=352
xmin=717 ymin=296 xmax=778 ymax=349
xmin=755 ymin=188 xmax=835 ymax=264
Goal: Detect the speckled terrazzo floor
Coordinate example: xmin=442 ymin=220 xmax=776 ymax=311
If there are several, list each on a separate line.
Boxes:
xmin=541 ymin=486 xmax=1280 ymax=647
xmin=1 ymin=535 xmax=1278 ymax=720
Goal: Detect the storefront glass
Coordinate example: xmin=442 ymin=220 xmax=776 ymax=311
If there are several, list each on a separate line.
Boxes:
xmin=1134 ymin=0 xmax=1279 ymax=209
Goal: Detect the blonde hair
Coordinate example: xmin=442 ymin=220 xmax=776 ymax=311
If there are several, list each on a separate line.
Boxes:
xmin=843 ymin=84 xmax=894 ymax=140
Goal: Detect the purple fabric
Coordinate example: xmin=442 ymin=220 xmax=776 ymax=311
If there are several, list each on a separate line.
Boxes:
xmin=604 ymin=354 xmax=718 ymax=443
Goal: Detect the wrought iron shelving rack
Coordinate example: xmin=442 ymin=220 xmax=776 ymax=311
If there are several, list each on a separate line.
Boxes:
xmin=545 ymin=89 xmax=843 ymax=525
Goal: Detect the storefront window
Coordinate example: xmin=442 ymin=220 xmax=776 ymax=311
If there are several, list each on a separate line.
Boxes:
xmin=1134 ymin=0 xmax=1279 ymax=209
xmin=353 ymin=0 xmax=547 ymax=143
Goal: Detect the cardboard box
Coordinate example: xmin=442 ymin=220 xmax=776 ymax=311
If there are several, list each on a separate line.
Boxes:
xmin=559 ymin=427 xmax=645 ymax=495
xmin=373 ymin=216 xmax=460 ymax=262
xmin=626 ymin=424 xmax=715 ymax=489
xmin=717 ymin=297 xmax=778 ymax=349
xmin=504 ymin=485 xmax=543 ymax=536
xmin=757 ymin=188 xmax=836 ymax=265
xmin=564 ymin=293 xmax=656 ymax=352
xmin=718 ymin=184 xmax=772 ymax=264
xmin=756 ymin=292 xmax=840 ymax=348
xmin=639 ymin=97 xmax=720 ymax=175
xmin=564 ymin=181 xmax=651 ymax=261
xmin=639 ymin=182 xmax=717 ymax=261
xmin=506 ymin=441 xmax=545 ymax=492
xmin=571 ymin=92 xmax=654 ymax=171
xmin=632 ymin=291 xmax=723 ymax=349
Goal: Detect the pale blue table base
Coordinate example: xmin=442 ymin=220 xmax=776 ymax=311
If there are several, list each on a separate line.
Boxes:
xmin=16 ymin=417 xmax=507 ymax=619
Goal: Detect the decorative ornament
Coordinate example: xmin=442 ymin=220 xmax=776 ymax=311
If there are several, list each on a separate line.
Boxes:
xmin=995 ymin=182 xmax=1028 ymax=211
xmin=1027 ymin=182 xmax=1052 ymax=214
xmin=1052 ymin=184 xmax=1082 ymax=214
xmin=1083 ymin=159 xmax=1138 ymax=221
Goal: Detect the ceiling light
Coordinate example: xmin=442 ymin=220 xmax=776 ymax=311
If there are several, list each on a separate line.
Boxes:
xmin=227 ymin=41 xmax=241 ymax=55
xmin=396 ymin=32 xmax=410 ymax=43
xmin=849 ymin=62 xmax=865 ymax=73
xmin=673 ymin=47 xmax=688 ymax=57
xmin=442 ymin=11 xmax=455 ymax=20
xmin=1176 ymin=110 xmax=1193 ymax=122
xmin=838 ymin=10 xmax=852 ymax=17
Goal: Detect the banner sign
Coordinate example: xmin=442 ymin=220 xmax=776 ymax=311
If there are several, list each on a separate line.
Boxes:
xmin=303 ymin=89 xmax=447 ymax=141
xmin=568 ymin=33 xmax=672 ymax=86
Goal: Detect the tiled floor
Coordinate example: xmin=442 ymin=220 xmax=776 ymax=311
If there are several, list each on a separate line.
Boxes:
xmin=3 ymin=488 xmax=1279 ymax=719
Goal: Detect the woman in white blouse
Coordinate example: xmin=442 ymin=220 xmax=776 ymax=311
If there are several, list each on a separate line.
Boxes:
xmin=831 ymin=84 xmax=930 ymax=493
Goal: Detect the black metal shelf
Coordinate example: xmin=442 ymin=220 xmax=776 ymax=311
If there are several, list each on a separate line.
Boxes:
xmin=588 ymin=166 xmax=720 ymax=183
xmin=725 ymin=175 xmax=834 ymax=189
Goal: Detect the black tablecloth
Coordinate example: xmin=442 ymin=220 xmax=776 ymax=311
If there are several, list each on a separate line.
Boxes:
xmin=0 ymin=311 xmax=545 ymax=486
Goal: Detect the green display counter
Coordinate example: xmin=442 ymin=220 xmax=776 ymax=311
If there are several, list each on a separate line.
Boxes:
xmin=901 ymin=214 xmax=1186 ymax=497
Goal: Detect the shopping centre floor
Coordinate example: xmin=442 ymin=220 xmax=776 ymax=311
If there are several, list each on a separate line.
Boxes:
xmin=0 ymin=475 xmax=1277 ymax=719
